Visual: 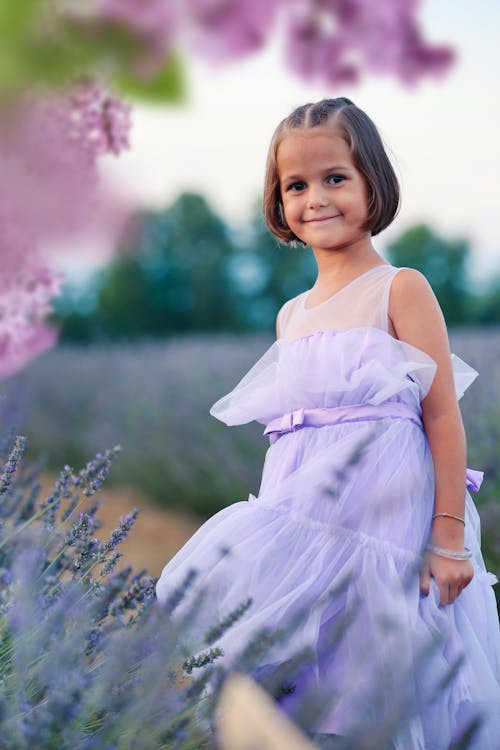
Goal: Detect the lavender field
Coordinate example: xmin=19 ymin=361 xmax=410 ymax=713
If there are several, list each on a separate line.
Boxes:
xmin=8 ymin=334 xmax=270 ymax=518
xmin=7 ymin=328 xmax=500 ymax=547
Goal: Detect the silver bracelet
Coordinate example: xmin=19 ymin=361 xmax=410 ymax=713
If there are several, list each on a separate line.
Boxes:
xmin=426 ymin=543 xmax=472 ymax=561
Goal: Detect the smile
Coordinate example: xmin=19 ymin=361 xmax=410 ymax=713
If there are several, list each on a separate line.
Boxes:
xmin=305 ymin=215 xmax=341 ymax=223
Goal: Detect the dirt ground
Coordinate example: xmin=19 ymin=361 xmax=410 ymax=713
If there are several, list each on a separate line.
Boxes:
xmin=40 ymin=474 xmax=204 ymax=578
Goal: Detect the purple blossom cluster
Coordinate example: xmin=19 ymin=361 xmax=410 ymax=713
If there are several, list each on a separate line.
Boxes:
xmin=284 ymin=0 xmax=454 ymax=86
xmin=0 ymin=82 xmax=131 ymax=381
xmin=0 ymin=435 xmax=26 ymax=496
xmin=97 ymin=0 xmax=177 ymax=79
xmin=179 ymin=0 xmax=284 ymax=61
xmin=88 ymin=0 xmax=454 ymax=86
xmin=0 ymin=210 xmax=62 ymax=380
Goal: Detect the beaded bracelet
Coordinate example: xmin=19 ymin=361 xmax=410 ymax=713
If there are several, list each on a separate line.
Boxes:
xmin=426 ymin=543 xmax=472 ymax=561
xmin=432 ymin=512 xmax=465 ymax=526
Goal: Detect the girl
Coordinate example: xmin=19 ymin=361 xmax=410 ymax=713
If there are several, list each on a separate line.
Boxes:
xmin=156 ymin=98 xmax=500 ymax=748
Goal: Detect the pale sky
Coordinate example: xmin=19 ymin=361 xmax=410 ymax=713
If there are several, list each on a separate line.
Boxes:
xmin=92 ymin=0 xmax=500 ymax=285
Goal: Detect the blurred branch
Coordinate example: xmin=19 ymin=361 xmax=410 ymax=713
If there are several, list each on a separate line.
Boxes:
xmin=216 ymin=672 xmax=318 ymax=750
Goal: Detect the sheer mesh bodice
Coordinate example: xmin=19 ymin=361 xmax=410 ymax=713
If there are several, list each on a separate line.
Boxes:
xmin=278 ymin=263 xmax=402 ymax=340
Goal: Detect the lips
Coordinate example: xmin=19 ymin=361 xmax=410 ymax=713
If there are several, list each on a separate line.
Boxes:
xmin=305 ymin=214 xmax=341 ymax=222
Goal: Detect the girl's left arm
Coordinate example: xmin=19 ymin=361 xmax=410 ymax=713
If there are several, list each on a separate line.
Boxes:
xmin=389 ymin=268 xmax=474 ymax=606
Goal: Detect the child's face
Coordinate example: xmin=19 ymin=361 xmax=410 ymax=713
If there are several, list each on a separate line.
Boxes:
xmin=276 ymin=128 xmax=370 ymax=252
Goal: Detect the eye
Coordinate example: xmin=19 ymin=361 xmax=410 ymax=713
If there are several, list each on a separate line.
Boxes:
xmin=327 ymin=174 xmax=345 ymax=185
xmin=287 ymin=181 xmax=306 ymax=192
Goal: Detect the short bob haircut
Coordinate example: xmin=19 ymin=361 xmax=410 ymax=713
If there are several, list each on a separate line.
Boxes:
xmin=263 ymin=97 xmax=400 ymax=245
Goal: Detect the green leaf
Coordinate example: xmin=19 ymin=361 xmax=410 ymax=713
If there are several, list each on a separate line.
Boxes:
xmin=112 ymin=51 xmax=186 ymax=105
xmin=0 ymin=8 xmax=185 ymax=104
xmin=0 ymin=0 xmax=44 ymax=38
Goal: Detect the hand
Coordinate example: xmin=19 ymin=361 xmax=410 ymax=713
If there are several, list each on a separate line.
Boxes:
xmin=420 ymin=551 xmax=474 ymax=605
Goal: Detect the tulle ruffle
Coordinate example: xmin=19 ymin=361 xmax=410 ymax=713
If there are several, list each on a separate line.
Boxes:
xmin=210 ymin=328 xmax=476 ymax=427
xmin=156 ymin=494 xmax=500 ymax=747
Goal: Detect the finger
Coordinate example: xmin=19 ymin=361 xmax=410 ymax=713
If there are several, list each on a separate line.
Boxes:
xmin=420 ymin=564 xmax=431 ymax=596
xmin=448 ymin=585 xmax=460 ymax=604
xmin=439 ymin=584 xmax=450 ymax=606
xmin=457 ymin=573 xmax=474 ymax=598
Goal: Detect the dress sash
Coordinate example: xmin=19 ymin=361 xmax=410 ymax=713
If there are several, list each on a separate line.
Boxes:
xmin=263 ymin=401 xmax=423 ymax=444
xmin=263 ymin=402 xmax=483 ymax=493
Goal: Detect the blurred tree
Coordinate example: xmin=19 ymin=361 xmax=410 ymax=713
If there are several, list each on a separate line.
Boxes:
xmin=386 ymin=224 xmax=470 ymax=324
xmin=56 ymin=194 xmax=319 ymax=339
xmin=469 ymin=276 xmax=500 ymax=324
xmin=58 ymin=208 xmax=500 ymax=339
xmin=87 ymin=193 xmax=235 ymax=338
xmin=228 ymin=203 xmax=317 ymax=330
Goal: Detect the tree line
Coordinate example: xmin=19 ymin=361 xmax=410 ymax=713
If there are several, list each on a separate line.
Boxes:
xmin=53 ymin=192 xmax=500 ymax=342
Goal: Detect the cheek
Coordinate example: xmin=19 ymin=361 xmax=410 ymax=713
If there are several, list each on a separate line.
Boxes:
xmin=343 ymin=186 xmax=369 ymax=219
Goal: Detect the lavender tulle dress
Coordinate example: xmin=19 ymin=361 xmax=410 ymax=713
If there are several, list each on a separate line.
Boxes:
xmin=156 ymin=264 xmax=500 ymax=748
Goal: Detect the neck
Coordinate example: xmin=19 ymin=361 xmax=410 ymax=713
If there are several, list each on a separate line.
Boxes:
xmin=310 ymin=236 xmax=383 ymax=283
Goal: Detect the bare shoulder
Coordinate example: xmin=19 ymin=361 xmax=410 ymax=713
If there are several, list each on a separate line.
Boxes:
xmin=389 ymin=267 xmax=443 ymax=332
xmin=390 ymin=267 xmax=436 ymax=303
xmin=388 ymin=267 xmax=457 ymax=412
xmin=388 ymin=264 xmax=453 ymax=377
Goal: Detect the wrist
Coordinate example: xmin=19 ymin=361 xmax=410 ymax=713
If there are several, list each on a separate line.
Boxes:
xmin=430 ymin=519 xmax=465 ymax=550
xmin=426 ymin=543 xmax=472 ymax=561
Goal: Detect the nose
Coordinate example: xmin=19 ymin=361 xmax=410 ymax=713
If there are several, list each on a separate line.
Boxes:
xmin=306 ymin=185 xmax=328 ymax=209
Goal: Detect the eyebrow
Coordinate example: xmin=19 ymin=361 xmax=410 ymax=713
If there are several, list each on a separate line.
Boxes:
xmin=280 ymin=165 xmax=352 ymax=184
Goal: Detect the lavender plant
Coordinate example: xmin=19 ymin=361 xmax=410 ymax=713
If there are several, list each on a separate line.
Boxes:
xmin=0 ymin=436 xmax=208 ymax=749
xmin=0 ymin=431 xmax=352 ymax=749
xmin=11 ymin=335 xmax=270 ymax=516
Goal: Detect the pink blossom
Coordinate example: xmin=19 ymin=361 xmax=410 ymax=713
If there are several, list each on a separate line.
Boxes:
xmin=0 ymin=206 xmax=63 ymax=380
xmin=284 ymin=0 xmax=454 ymax=86
xmin=69 ymin=81 xmax=132 ymax=157
xmin=0 ymin=83 xmax=132 ymax=379
xmin=1 ymin=83 xmax=131 ymax=239
xmin=84 ymin=0 xmax=454 ymax=84
xmin=97 ymin=0 xmax=176 ymax=77
xmin=179 ymin=0 xmax=285 ymax=59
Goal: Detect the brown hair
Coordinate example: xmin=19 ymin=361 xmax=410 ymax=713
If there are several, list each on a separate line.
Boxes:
xmin=263 ymin=97 xmax=400 ymax=244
